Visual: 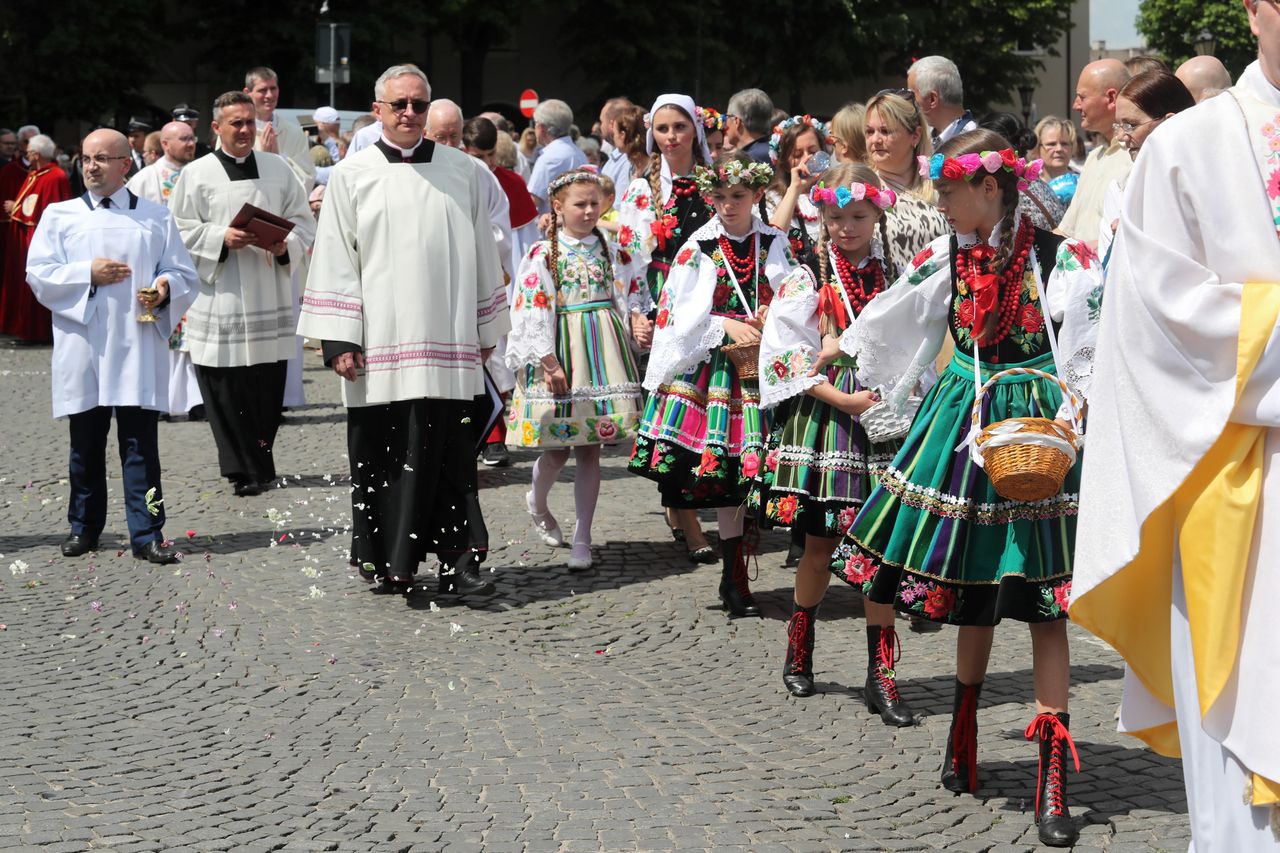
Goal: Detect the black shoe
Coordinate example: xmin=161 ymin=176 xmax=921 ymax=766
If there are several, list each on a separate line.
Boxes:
xmin=782 ymin=540 xmax=804 ymax=569
xmin=480 ymin=443 xmax=510 ymax=467
xmin=133 ymin=540 xmax=180 ymax=565
xmin=1026 ymin=712 xmax=1081 ymax=847
xmin=438 ymin=553 xmax=496 ymax=597
xmin=941 ymin=679 xmax=983 ymax=794
xmin=782 ymin=603 xmax=817 ymax=696
xmin=718 ymin=536 xmax=761 ymax=618
xmin=187 ymin=405 xmax=206 ymax=422
xmin=864 ymin=625 xmax=916 ymax=726
xmin=233 ymin=481 xmax=262 ymax=497
xmin=909 ymin=614 xmax=943 ymax=633
xmin=687 ymin=544 xmax=717 ymax=564
xmin=61 ymin=533 xmax=99 ymax=557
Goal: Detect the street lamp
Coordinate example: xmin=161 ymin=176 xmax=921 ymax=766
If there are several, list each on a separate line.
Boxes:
xmin=1017 ymin=84 xmax=1035 ymax=127
xmin=1194 ymin=28 xmax=1217 ymax=57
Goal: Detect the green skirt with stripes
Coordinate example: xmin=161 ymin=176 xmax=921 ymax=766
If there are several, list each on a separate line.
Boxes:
xmin=829 ymin=350 xmax=1078 ymax=626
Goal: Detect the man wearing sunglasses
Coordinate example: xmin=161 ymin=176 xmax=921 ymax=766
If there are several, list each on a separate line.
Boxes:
xmin=298 ymin=64 xmax=509 ymax=600
xmin=723 ymin=88 xmax=775 ymax=163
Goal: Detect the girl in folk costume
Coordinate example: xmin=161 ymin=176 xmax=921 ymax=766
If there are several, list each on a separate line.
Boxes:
xmin=629 ymin=153 xmax=795 ymax=617
xmin=616 ymin=93 xmax=719 ymax=562
xmin=752 ymin=163 xmax=918 ymax=724
xmin=764 ymin=115 xmax=831 ymax=270
xmin=827 ymin=130 xmax=1083 ymax=847
xmin=506 ymin=169 xmax=647 ymax=571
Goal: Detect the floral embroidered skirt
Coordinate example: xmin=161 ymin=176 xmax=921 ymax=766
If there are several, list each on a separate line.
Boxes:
xmin=830 ymin=350 xmax=1078 ymax=626
xmin=506 ymin=304 xmax=643 ymax=448
xmin=750 ymin=359 xmax=898 ymax=538
xmin=628 ymin=346 xmax=767 ymax=508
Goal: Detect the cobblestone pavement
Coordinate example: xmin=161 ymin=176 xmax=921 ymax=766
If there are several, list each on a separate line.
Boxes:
xmin=0 ymin=344 xmax=1191 ymax=852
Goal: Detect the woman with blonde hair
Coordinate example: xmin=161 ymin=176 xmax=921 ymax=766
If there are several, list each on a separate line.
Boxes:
xmin=830 ymin=103 xmax=867 ymax=164
xmin=1032 ymin=116 xmax=1079 ymax=206
xmin=862 ymin=90 xmax=950 ymax=278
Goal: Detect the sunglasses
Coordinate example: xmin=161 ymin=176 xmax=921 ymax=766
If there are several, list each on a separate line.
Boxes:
xmin=875 ymin=87 xmax=915 ymax=102
xmin=376 ymin=98 xmax=429 ymax=115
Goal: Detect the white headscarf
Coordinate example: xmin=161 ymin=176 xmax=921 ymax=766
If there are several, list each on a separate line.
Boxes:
xmin=644 ymin=93 xmax=714 ymax=202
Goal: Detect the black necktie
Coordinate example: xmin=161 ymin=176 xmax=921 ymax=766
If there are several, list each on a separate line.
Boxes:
xmin=100 ymin=198 xmax=112 ymax=209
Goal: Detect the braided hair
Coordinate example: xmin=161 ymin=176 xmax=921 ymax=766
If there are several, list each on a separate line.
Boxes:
xmin=938 ymin=129 xmax=1023 ymax=341
xmin=812 ymin=162 xmax=895 ymax=287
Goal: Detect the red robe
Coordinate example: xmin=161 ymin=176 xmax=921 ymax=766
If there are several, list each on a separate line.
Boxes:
xmin=494 ymin=165 xmax=538 ymax=230
xmin=1 ymin=164 xmax=70 ymax=341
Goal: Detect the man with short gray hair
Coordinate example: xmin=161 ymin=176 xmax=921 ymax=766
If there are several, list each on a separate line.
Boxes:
xmin=527 ymin=98 xmax=586 ymax=213
xmin=724 ymin=88 xmax=774 ymax=163
xmin=908 ymin=55 xmax=977 ymax=145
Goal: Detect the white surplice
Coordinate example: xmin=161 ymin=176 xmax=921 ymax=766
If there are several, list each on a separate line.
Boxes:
xmin=127 ymin=158 xmax=203 ymax=415
xmin=1072 ymin=61 xmax=1280 ymax=849
xmin=297 ymin=139 xmax=509 ymax=407
xmin=170 ymin=151 xmax=315 ymax=368
xmin=26 ymin=188 xmax=198 ymax=418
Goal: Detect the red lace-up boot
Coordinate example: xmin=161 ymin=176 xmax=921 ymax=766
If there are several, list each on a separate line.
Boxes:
xmin=782 ymin=603 xmax=818 ymax=696
xmin=1025 ymin=711 xmax=1081 ymax=847
xmin=941 ymin=679 xmax=982 ymax=794
xmin=864 ymin=625 xmax=915 ymax=726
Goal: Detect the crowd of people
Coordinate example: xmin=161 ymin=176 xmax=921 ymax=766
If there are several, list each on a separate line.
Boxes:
xmin=5 ymin=7 xmax=1279 ymax=847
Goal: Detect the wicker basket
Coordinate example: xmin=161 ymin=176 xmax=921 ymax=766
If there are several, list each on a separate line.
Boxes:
xmin=860 ymin=395 xmax=922 ymax=444
xmin=971 ymin=368 xmax=1081 ymax=503
xmin=722 ymin=341 xmax=760 ymax=380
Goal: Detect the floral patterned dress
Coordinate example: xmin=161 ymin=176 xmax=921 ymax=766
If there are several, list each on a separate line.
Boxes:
xmin=629 ymin=218 xmax=796 ymax=507
xmin=750 ymin=245 xmax=899 ymax=537
xmin=615 ymin=172 xmax=714 ymax=308
xmin=829 ymin=218 xmax=1079 ymax=626
xmin=504 ymin=233 xmax=644 ymax=448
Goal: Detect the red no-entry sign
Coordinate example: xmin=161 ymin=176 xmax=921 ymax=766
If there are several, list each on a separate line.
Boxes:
xmin=519 ymin=89 xmax=539 ymax=119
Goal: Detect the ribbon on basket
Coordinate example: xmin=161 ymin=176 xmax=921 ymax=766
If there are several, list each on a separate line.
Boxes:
xmin=958 ymin=237 xmax=1084 ymax=466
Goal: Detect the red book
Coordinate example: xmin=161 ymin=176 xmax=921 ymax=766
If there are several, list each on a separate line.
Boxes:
xmin=229 ymin=202 xmax=296 ymax=246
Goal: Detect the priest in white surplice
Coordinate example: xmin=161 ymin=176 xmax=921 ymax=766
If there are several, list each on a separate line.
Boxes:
xmin=1070 ymin=7 xmax=1280 ymax=849
xmin=127 ymin=120 xmax=203 ymax=420
xmin=243 ymin=66 xmax=315 ymax=411
xmin=298 ymin=64 xmax=509 ymax=598
xmin=171 ymin=91 xmax=315 ymax=497
xmin=26 ymin=129 xmax=198 ymax=565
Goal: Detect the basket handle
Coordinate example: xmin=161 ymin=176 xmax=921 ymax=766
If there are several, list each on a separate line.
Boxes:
xmin=969 ymin=366 xmax=1083 ymax=440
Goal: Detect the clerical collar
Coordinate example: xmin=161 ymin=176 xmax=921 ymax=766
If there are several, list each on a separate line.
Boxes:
xmin=213 ymin=148 xmax=259 ymax=181
xmin=374 ymin=137 xmax=436 ymax=164
xmin=87 ymin=186 xmax=131 ymax=209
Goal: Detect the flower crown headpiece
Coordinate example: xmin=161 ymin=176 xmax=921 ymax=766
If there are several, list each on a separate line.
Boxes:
xmin=917 ymin=148 xmax=1045 ymax=191
xmin=549 ymin=169 xmax=604 ymax=195
xmin=694 ymin=160 xmax=774 ymax=195
xmin=769 ymin=114 xmax=831 ymax=165
xmin=809 ymin=181 xmax=897 ymax=211
xmin=698 ymin=106 xmax=724 ymax=132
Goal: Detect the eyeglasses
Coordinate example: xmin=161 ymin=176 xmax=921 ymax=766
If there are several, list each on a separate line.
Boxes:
xmin=376 ymin=98 xmax=429 ymax=115
xmin=875 ymin=88 xmax=915 ymax=102
xmin=79 ymin=155 xmax=131 ymax=167
xmin=1112 ymin=117 xmax=1161 ymax=136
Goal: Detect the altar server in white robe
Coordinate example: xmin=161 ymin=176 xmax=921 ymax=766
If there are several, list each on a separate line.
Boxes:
xmin=127 ymin=120 xmax=203 ymax=419
xmin=1071 ymin=9 xmax=1280 ymax=848
xmin=26 ymin=129 xmax=197 ymax=565
xmin=297 ymin=64 xmax=509 ymax=598
xmin=171 ymin=91 xmax=315 ymax=497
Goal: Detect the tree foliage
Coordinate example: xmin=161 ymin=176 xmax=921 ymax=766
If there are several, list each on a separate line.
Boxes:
xmin=1137 ymin=0 xmax=1255 ymax=76
xmin=555 ymin=0 xmax=1073 ymax=116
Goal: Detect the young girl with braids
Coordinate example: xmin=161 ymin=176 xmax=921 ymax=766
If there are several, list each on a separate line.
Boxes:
xmin=629 ymin=152 xmax=795 ymax=617
xmin=506 ymin=169 xmax=647 ymax=570
xmin=751 ymin=163 xmax=916 ymax=726
xmin=615 ymin=93 xmax=719 ymax=562
xmin=817 ymin=129 xmax=1081 ymax=847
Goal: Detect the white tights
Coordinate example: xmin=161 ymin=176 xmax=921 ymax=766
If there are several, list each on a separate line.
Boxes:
xmin=529 ymin=446 xmax=602 ymax=546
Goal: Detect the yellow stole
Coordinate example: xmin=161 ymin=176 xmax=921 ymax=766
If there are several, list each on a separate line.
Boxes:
xmin=1070 ymin=280 xmax=1280 ymax=806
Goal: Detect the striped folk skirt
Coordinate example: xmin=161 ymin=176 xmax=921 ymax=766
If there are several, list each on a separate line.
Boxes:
xmin=830 ymin=350 xmax=1078 ymax=626
xmin=629 ymin=345 xmax=768 ymax=509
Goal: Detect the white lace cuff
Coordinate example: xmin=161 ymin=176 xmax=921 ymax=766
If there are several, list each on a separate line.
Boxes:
xmin=759 ymin=345 xmax=824 ymax=408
